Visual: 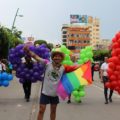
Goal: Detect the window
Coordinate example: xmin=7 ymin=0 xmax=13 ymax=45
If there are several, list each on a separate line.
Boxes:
xmin=63 ymin=31 xmax=67 ymax=34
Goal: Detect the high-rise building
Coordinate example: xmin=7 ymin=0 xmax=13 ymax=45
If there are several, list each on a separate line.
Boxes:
xmin=62 ymin=15 xmax=100 ymax=54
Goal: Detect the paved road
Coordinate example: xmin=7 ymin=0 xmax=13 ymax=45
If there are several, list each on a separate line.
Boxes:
xmin=0 ymin=72 xmax=120 ymax=120
xmin=0 ymin=76 xmax=40 ymax=120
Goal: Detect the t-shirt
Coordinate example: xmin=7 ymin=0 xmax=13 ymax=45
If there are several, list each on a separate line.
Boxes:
xmin=42 ymin=62 xmax=64 ymax=97
xmin=100 ymin=62 xmax=108 ymax=76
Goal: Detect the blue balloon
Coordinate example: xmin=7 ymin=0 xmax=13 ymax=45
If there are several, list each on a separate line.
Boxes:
xmin=2 ymin=80 xmax=9 ymax=87
xmin=8 ymin=74 xmax=13 ymax=81
xmin=0 ymin=73 xmax=2 ymax=80
xmin=0 ymin=81 xmax=2 ymax=86
xmin=1 ymin=72 xmax=8 ymax=80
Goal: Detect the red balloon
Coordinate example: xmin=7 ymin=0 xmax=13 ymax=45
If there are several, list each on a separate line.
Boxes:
xmin=114 ymin=86 xmax=120 ymax=91
xmin=117 ymin=75 xmax=120 ymax=80
xmin=114 ymin=71 xmax=119 ymax=76
xmin=115 ymin=48 xmax=120 ymax=55
xmin=111 ymin=50 xmax=117 ymax=56
xmin=111 ymin=81 xmax=117 ymax=88
xmin=112 ymin=37 xmax=117 ymax=43
xmin=112 ymin=42 xmax=119 ymax=49
xmin=108 ymin=62 xmax=115 ymax=70
xmin=107 ymin=68 xmax=113 ymax=77
xmin=115 ymin=32 xmax=120 ymax=40
xmin=117 ymin=81 xmax=120 ymax=86
xmin=105 ymin=82 xmax=111 ymax=88
xmin=115 ymin=65 xmax=120 ymax=71
xmin=111 ymin=56 xmax=119 ymax=64
xmin=110 ymin=75 xmax=117 ymax=81
xmin=117 ymin=38 xmax=120 ymax=45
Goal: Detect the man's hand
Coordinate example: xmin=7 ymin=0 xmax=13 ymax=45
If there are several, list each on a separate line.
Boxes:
xmin=23 ymin=45 xmax=29 ymax=53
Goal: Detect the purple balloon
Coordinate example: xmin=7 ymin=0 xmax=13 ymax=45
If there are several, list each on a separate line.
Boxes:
xmin=19 ymin=78 xmax=25 ymax=84
xmin=19 ymin=72 xmax=26 ymax=78
xmin=31 ymin=77 xmax=37 ymax=83
xmin=25 ymin=74 xmax=31 ymax=79
xmin=33 ymin=72 xmax=39 ymax=78
xmin=16 ymin=44 xmax=24 ymax=51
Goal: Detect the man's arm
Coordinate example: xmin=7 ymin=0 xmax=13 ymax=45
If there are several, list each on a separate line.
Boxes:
xmin=23 ymin=46 xmax=44 ymax=63
xmin=100 ymin=68 xmax=103 ymax=82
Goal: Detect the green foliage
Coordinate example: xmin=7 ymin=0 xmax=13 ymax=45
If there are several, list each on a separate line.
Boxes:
xmin=0 ymin=25 xmax=23 ymax=59
xmin=34 ymin=40 xmax=47 ymax=45
xmin=93 ymin=50 xmax=110 ymax=61
xmin=34 ymin=40 xmax=53 ymax=51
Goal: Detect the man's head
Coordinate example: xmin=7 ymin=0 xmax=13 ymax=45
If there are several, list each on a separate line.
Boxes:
xmin=51 ymin=51 xmax=64 ymax=64
xmin=25 ymin=55 xmax=32 ymax=63
xmin=104 ymin=56 xmax=108 ymax=63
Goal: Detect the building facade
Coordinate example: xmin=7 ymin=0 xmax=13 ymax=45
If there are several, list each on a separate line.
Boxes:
xmin=62 ymin=15 xmax=100 ymax=54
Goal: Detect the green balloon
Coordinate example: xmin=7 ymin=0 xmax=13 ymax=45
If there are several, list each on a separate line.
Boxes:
xmin=90 ymin=58 xmax=94 ymax=63
xmin=83 ymin=57 xmax=89 ymax=63
xmin=67 ymin=61 xmax=73 ymax=65
xmin=79 ymin=86 xmax=85 ymax=91
xmin=80 ymin=53 xmax=86 ymax=59
xmin=77 ymin=60 xmax=84 ymax=65
xmin=72 ymin=90 xmax=79 ymax=97
xmin=80 ymin=49 xmax=86 ymax=53
xmin=86 ymin=52 xmax=93 ymax=58
xmin=65 ymin=54 xmax=70 ymax=60
xmin=79 ymin=91 xmax=85 ymax=97
xmin=85 ymin=46 xmax=92 ymax=51
xmin=75 ymin=96 xmax=81 ymax=102
xmin=60 ymin=45 xmax=67 ymax=52
xmin=62 ymin=60 xmax=68 ymax=65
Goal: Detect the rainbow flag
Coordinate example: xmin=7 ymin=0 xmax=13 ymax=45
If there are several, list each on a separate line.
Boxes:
xmin=57 ymin=61 xmax=92 ymax=100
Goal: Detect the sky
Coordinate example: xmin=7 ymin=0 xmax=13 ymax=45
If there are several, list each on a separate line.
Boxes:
xmin=0 ymin=0 xmax=120 ymax=44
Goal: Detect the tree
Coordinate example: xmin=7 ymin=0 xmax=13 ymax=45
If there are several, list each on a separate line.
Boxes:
xmin=34 ymin=40 xmax=53 ymax=51
xmin=93 ymin=50 xmax=110 ymax=61
xmin=0 ymin=25 xmax=23 ymax=59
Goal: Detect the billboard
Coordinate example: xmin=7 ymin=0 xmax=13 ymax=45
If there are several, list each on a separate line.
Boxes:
xmin=70 ymin=15 xmax=88 ymax=24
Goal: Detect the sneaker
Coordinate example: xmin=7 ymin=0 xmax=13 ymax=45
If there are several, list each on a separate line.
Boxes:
xmin=26 ymin=98 xmax=30 ymax=102
xmin=67 ymin=100 xmax=71 ymax=104
xmin=105 ymin=101 xmax=108 ymax=104
xmin=109 ymin=98 xmax=112 ymax=102
xmin=79 ymin=100 xmax=82 ymax=103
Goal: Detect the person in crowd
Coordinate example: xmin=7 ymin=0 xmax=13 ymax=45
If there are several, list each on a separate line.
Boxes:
xmin=91 ymin=62 xmax=95 ymax=81
xmin=1 ymin=59 xmax=7 ymax=72
xmin=100 ymin=56 xmax=113 ymax=104
xmin=24 ymin=46 xmax=65 ymax=120
xmin=0 ymin=60 xmax=3 ymax=72
xmin=22 ymin=56 xmax=33 ymax=102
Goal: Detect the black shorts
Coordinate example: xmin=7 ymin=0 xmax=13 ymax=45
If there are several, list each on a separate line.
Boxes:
xmin=40 ymin=93 xmax=59 ymax=104
xmin=102 ymin=76 xmax=108 ymax=83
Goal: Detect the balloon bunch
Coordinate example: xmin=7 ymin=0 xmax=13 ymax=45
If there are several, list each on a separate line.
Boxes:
xmin=77 ymin=46 xmax=93 ymax=65
xmin=106 ymin=32 xmax=120 ymax=94
xmin=72 ymin=86 xmax=85 ymax=102
xmin=52 ymin=45 xmax=73 ymax=65
xmin=0 ymin=72 xmax=13 ymax=87
xmin=9 ymin=44 xmax=50 ymax=83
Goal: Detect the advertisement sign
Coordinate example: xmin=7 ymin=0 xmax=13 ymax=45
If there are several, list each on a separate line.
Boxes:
xmin=70 ymin=15 xmax=88 ymax=24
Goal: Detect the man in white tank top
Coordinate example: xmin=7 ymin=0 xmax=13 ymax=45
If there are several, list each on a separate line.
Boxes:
xmin=100 ymin=56 xmax=113 ymax=104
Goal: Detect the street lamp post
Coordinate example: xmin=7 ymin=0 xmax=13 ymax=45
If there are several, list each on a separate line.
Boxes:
xmin=8 ymin=8 xmax=23 ymax=59
xmin=11 ymin=8 xmax=23 ymax=32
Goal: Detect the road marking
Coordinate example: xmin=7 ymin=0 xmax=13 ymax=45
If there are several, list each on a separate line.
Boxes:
xmin=92 ymin=84 xmax=120 ymax=98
